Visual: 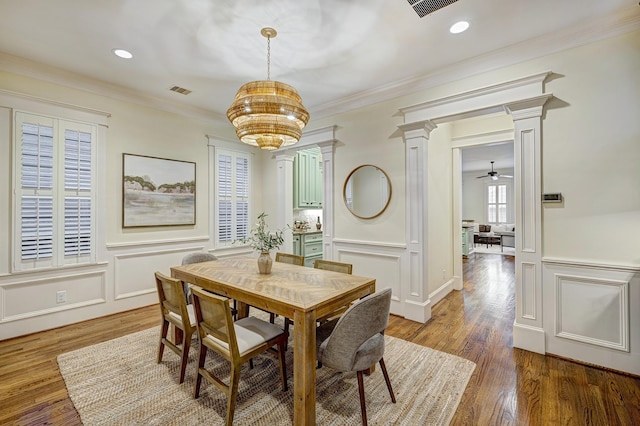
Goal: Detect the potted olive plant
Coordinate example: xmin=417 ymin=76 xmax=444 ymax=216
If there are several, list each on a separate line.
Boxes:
xmin=235 ymin=213 xmax=284 ymax=274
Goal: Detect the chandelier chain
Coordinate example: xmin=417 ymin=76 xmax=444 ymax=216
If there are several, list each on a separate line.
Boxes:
xmin=266 ymin=35 xmax=271 ymax=81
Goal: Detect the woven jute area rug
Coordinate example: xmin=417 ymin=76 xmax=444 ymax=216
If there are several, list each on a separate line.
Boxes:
xmin=58 ymin=326 xmax=475 ymax=425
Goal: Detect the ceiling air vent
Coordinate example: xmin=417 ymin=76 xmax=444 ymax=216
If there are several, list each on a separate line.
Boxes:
xmin=407 ymin=0 xmax=459 ymax=18
xmin=169 ymin=85 xmax=192 ymax=95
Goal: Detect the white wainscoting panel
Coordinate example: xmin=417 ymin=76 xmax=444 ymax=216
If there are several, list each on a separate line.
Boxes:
xmin=555 ymin=274 xmax=628 ymax=352
xmin=543 ymin=259 xmax=640 ymax=375
xmin=332 ymin=240 xmax=405 ymax=317
xmin=1 ymin=270 xmax=106 ymax=322
xmin=113 ymin=246 xmax=205 ymax=300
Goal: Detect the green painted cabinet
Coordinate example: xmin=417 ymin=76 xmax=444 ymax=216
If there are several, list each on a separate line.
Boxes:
xmin=292 ymin=231 xmax=323 ymax=267
xmin=294 ymin=148 xmax=322 ymax=209
xmin=462 ymin=226 xmax=474 ymax=257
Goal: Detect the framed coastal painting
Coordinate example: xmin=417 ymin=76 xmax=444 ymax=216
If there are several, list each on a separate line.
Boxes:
xmin=122 ymin=153 xmax=196 ymax=227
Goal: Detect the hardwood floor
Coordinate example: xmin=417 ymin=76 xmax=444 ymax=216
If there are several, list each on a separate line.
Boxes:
xmin=0 ymin=253 xmax=638 ymax=425
xmin=387 ymin=253 xmax=640 ymax=426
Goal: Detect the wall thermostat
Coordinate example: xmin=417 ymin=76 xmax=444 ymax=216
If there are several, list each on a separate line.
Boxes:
xmin=543 ymin=193 xmax=563 ymax=203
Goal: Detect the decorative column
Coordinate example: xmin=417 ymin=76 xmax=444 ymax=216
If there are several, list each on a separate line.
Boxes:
xmin=274 ymin=151 xmax=296 ymax=252
xmin=318 ymin=141 xmax=335 ymax=259
xmin=505 ymin=95 xmax=550 ymax=354
xmin=398 ymin=120 xmax=437 ymax=323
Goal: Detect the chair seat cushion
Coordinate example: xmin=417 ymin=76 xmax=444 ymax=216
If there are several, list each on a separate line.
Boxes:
xmin=168 ymin=304 xmax=196 ymax=327
xmin=204 ymin=316 xmax=284 ymax=356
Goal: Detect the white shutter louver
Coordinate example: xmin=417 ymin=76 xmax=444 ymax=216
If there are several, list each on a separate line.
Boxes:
xmin=64 ymin=129 xmax=92 ymax=191
xmin=21 ymin=122 xmax=54 ymax=189
xmin=20 ymin=121 xmax=55 ymax=261
xmin=21 ymin=196 xmax=54 ymax=260
xmin=235 ymin=157 xmax=249 ymax=239
xmin=218 ymin=154 xmax=232 ymax=242
xmin=64 ymin=128 xmax=92 ymax=257
xmin=64 ymin=197 xmax=91 ymax=256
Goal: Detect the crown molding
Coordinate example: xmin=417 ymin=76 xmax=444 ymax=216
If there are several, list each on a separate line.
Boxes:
xmin=312 ymin=5 xmax=640 ymax=120
xmin=0 ymin=52 xmax=228 ymax=125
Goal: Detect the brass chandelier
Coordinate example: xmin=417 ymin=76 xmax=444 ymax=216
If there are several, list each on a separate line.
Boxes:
xmin=227 ymin=27 xmax=309 ymax=151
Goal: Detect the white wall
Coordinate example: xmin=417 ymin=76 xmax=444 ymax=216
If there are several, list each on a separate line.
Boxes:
xmin=1 ymin=25 xmax=638 ymax=374
xmin=427 ymin=124 xmax=454 ymax=296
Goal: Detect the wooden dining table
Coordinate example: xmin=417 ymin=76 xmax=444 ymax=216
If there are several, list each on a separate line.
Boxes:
xmin=170 ymin=256 xmax=376 ymax=425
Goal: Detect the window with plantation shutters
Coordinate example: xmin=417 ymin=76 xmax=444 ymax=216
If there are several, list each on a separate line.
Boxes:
xmin=215 ymin=149 xmax=250 ymax=246
xmin=486 ymin=182 xmax=511 ymax=225
xmin=14 ymin=112 xmax=96 ymax=270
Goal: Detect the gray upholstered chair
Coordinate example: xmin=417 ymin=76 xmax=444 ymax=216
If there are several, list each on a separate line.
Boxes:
xmin=181 ymin=252 xmax=217 ymax=298
xmin=182 ymin=251 xmax=218 ymax=264
xmin=316 ymin=288 xmax=396 ymax=425
xmin=181 ymin=252 xmax=238 ymax=319
xmin=155 ymin=271 xmax=197 ymax=383
xmin=181 ymin=252 xmax=218 ymax=300
xmin=191 ymin=285 xmax=288 ymax=425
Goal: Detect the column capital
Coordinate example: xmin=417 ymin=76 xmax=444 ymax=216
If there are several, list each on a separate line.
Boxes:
xmin=505 ymin=93 xmax=553 ymax=120
xmin=274 ymin=151 xmax=296 ymax=162
xmin=398 ymin=120 xmax=438 ymax=141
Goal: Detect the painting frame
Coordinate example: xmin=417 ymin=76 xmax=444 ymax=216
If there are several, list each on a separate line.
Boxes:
xmin=122 ymin=153 xmax=196 ymax=228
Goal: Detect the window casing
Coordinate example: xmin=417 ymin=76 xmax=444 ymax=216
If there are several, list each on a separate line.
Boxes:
xmin=13 ymin=112 xmax=96 ymax=271
xmin=214 ymin=148 xmax=250 ymax=247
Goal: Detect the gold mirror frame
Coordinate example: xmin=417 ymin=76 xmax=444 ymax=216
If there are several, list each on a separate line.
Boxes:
xmin=343 ymin=165 xmax=392 ymax=219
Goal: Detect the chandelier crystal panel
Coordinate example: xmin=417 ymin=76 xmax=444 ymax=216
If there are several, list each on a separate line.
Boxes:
xmin=227 ymin=27 xmax=309 ymax=151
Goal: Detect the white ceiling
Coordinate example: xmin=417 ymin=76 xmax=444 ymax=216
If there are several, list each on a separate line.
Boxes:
xmin=461 ymin=142 xmax=513 ymax=174
xmin=0 ymin=0 xmax=637 ymax=126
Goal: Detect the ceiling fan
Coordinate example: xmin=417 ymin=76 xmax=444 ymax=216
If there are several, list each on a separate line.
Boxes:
xmin=476 ymin=161 xmax=512 ymax=180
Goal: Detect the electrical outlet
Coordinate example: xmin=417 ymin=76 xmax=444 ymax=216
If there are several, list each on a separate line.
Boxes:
xmin=56 ymin=290 xmax=66 ymax=304
xmin=442 ymin=269 xmax=446 ymax=279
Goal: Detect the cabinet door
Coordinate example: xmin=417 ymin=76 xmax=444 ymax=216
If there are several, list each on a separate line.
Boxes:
xmin=294 ymin=149 xmax=322 ymax=209
xmin=292 ymin=235 xmax=301 ymax=256
xmin=308 ymin=150 xmax=322 ymax=207
xmin=295 ymin=151 xmax=310 ymax=208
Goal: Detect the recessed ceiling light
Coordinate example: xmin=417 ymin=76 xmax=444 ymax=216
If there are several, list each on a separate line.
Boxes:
xmin=112 ymin=48 xmax=133 ymax=59
xmin=449 ymin=21 xmax=469 ymax=34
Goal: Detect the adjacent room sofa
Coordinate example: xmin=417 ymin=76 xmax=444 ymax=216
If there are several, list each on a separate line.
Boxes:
xmin=473 ymin=223 xmax=515 ymax=250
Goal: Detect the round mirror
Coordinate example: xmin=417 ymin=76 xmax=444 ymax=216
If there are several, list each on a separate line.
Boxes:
xmin=343 ymin=165 xmax=392 ymax=219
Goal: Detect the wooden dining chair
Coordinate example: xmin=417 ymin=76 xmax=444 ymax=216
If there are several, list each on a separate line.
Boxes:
xmin=155 ymin=271 xmax=197 ymax=384
xmin=283 ymin=259 xmax=354 ymax=346
xmin=316 ymin=288 xmax=396 ymax=426
xmin=315 ymin=259 xmax=354 ymax=322
xmin=191 ymin=285 xmax=288 ymax=426
xmin=314 ymin=259 xmax=353 ymax=274
xmin=275 ymin=252 xmax=304 ymax=266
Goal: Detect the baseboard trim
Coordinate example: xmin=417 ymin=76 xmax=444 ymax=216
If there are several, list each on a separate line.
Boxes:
xmin=403 ymin=298 xmax=432 ymax=323
xmin=430 ymin=278 xmax=455 ymax=307
xmin=513 ymin=322 xmax=545 ymax=354
xmin=546 ymin=352 xmax=640 ymax=379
